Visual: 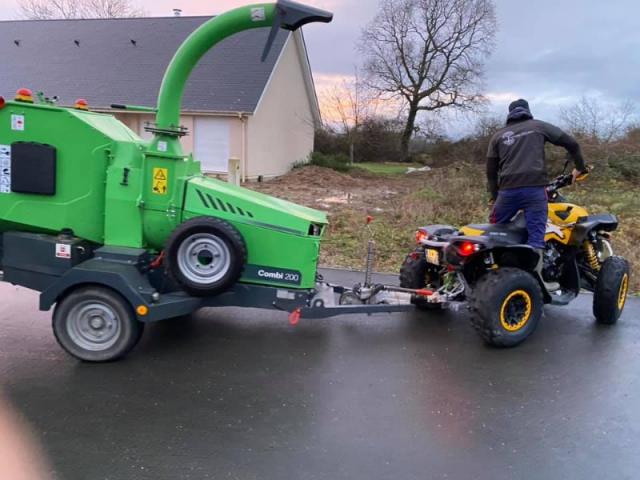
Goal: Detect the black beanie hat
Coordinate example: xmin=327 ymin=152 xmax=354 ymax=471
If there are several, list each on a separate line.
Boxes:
xmin=509 ymin=99 xmax=530 ymax=112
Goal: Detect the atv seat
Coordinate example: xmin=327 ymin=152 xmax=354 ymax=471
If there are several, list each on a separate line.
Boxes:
xmin=467 ymin=211 xmax=529 ymax=245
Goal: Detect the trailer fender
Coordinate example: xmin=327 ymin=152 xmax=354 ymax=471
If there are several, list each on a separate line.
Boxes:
xmin=39 ymin=260 xmax=153 ymax=316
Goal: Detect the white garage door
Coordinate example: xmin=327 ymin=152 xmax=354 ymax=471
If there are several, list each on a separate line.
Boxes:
xmin=194 ymin=117 xmax=230 ymax=173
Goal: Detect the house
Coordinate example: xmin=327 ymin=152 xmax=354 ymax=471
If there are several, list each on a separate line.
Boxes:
xmin=0 ymin=16 xmax=321 ymax=180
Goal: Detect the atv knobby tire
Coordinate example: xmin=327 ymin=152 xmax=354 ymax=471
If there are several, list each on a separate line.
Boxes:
xmin=469 ymin=268 xmax=543 ymax=348
xmin=166 ymin=217 xmax=247 ymax=297
xmin=399 ymin=252 xmax=443 ymax=310
xmin=593 ymin=256 xmax=630 ymax=325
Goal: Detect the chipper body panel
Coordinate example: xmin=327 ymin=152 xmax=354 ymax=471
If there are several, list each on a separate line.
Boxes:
xmin=0 ymin=99 xmax=326 ymax=289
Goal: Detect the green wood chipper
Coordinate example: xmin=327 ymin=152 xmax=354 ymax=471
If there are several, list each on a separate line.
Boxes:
xmin=0 ymin=1 xmax=438 ymax=362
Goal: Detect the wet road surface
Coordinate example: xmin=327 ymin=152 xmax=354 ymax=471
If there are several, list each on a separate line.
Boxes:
xmin=0 ymin=269 xmax=638 ymax=480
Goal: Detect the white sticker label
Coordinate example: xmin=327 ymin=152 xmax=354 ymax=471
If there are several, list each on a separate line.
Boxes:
xmin=56 ymin=243 xmax=71 ymax=259
xmin=251 ymin=7 xmax=266 ymax=21
xmin=157 ymin=141 xmax=168 ymax=152
xmin=0 ymin=145 xmax=11 ymax=193
xmin=11 ymin=114 xmax=24 ymax=131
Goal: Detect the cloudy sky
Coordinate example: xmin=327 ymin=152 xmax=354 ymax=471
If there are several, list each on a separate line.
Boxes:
xmin=1 ymin=0 xmax=638 ymax=135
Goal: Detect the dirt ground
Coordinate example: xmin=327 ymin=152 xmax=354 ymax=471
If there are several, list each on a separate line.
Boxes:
xmin=245 ymin=164 xmax=481 ymax=274
xmin=246 ymin=165 xmax=427 ymax=213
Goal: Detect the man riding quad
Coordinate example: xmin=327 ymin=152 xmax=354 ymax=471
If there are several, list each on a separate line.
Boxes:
xmin=400 ymin=98 xmax=630 ymax=347
xmin=487 ymin=99 xmax=589 ymax=290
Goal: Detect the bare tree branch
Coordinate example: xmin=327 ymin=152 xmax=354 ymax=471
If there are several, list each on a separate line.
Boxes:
xmin=359 ymin=0 xmax=497 ymax=159
xmin=560 ymin=96 xmax=636 ymax=144
xmin=19 ymin=0 xmax=144 ymax=19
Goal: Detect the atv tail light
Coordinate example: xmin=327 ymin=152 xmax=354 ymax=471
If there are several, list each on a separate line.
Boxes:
xmin=415 ymin=229 xmax=428 ymax=244
xmin=459 ymin=241 xmax=478 ymax=257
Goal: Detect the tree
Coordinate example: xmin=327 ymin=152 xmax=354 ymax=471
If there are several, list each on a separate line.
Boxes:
xmin=19 ymin=0 xmax=143 ymax=19
xmin=560 ymin=96 xmax=636 ymax=144
xmin=320 ymin=70 xmax=381 ymax=163
xmin=359 ymin=0 xmax=497 ymax=160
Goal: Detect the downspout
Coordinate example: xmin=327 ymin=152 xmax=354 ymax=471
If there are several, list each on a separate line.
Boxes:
xmin=239 ymin=113 xmax=248 ymax=183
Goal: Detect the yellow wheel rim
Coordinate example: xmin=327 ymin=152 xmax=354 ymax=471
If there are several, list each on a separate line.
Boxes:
xmin=618 ymin=274 xmax=629 ymax=310
xmin=500 ymin=290 xmax=533 ymax=332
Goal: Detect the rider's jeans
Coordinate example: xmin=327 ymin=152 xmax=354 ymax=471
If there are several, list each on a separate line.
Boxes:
xmin=490 ymin=186 xmax=548 ymax=249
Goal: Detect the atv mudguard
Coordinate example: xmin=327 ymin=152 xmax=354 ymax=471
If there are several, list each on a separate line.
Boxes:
xmin=571 ymin=214 xmax=618 ymax=244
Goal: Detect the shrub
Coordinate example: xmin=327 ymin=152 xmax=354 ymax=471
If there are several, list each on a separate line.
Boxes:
xmin=308 ymin=152 xmax=352 ymax=172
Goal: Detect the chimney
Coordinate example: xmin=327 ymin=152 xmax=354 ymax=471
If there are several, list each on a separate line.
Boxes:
xmin=173 ymin=8 xmax=182 ymax=17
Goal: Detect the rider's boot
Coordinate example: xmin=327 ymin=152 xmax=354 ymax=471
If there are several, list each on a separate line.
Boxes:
xmin=535 ymin=249 xmax=560 ymax=292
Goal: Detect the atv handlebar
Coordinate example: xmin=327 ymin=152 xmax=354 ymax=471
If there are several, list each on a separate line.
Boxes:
xmin=546 ymin=168 xmax=591 ymax=197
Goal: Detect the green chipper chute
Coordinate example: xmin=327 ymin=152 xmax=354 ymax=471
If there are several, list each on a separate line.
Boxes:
xmin=0 ymin=1 xmax=436 ymax=362
xmin=0 ymin=1 xmax=332 ymax=294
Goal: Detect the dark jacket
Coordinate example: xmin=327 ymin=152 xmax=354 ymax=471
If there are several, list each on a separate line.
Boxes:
xmin=486 ymin=111 xmax=585 ymax=200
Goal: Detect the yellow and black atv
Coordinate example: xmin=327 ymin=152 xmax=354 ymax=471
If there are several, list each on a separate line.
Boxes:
xmin=400 ymin=168 xmax=630 ymax=347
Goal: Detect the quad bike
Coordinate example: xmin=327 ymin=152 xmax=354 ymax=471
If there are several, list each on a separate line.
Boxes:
xmin=400 ymin=166 xmax=631 ymax=347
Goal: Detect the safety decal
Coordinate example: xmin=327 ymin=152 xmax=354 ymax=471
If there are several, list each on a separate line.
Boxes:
xmin=0 ymin=145 xmax=11 ymax=193
xmin=152 ymin=168 xmax=168 ymax=195
xmin=11 ymin=115 xmax=24 ymax=131
xmin=56 ymin=243 xmax=71 ymax=259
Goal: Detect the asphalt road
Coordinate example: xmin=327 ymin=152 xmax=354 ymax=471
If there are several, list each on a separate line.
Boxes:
xmin=0 ymin=268 xmax=638 ymax=480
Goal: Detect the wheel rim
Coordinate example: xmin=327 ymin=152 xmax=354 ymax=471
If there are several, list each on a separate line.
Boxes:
xmin=618 ymin=273 xmax=629 ymax=310
xmin=177 ymin=233 xmax=231 ymax=285
xmin=500 ymin=290 xmax=533 ymax=332
xmin=66 ymin=300 xmax=122 ymax=351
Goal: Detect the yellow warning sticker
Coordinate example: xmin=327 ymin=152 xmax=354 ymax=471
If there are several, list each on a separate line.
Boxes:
xmin=152 ymin=168 xmax=168 ymax=195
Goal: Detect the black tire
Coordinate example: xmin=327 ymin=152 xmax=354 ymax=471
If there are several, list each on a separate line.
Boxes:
xmin=399 ymin=251 xmax=443 ymax=310
xmin=469 ymin=268 xmax=543 ymax=348
xmin=166 ymin=217 xmax=247 ymax=296
xmin=53 ymin=287 xmax=144 ymax=362
xmin=593 ymin=256 xmax=630 ymax=325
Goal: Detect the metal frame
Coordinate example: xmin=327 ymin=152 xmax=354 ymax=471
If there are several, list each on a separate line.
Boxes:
xmin=10 ymin=244 xmax=421 ymax=324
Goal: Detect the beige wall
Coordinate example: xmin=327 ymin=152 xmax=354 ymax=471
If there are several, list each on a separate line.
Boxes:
xmin=246 ymin=34 xmax=315 ymax=179
xmin=114 ymin=112 xmax=243 ymax=168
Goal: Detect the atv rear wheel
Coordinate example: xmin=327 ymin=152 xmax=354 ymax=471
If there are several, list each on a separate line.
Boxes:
xmin=399 ymin=251 xmax=443 ymax=310
xmin=469 ymin=268 xmax=543 ymax=347
xmin=593 ymin=256 xmax=630 ymax=325
xmin=166 ymin=217 xmax=247 ymax=297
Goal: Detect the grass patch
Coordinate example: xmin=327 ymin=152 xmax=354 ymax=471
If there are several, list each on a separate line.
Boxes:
xmin=355 ymin=162 xmax=422 ymax=175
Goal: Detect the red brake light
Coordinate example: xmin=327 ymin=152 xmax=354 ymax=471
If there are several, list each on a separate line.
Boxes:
xmin=459 ymin=241 xmax=477 ymax=257
xmin=0 ymin=96 xmax=5 ymax=109
xmin=415 ymin=230 xmax=428 ymax=244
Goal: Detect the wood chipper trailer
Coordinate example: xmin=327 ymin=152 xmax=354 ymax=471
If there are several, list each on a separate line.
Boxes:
xmin=0 ymin=1 xmax=445 ymax=362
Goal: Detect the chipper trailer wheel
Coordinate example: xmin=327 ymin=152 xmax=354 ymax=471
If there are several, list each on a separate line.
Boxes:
xmin=166 ymin=217 xmax=247 ymax=297
xmin=593 ymin=256 xmax=630 ymax=325
xmin=469 ymin=268 xmax=544 ymax=348
xmin=53 ymin=287 xmax=144 ymax=362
